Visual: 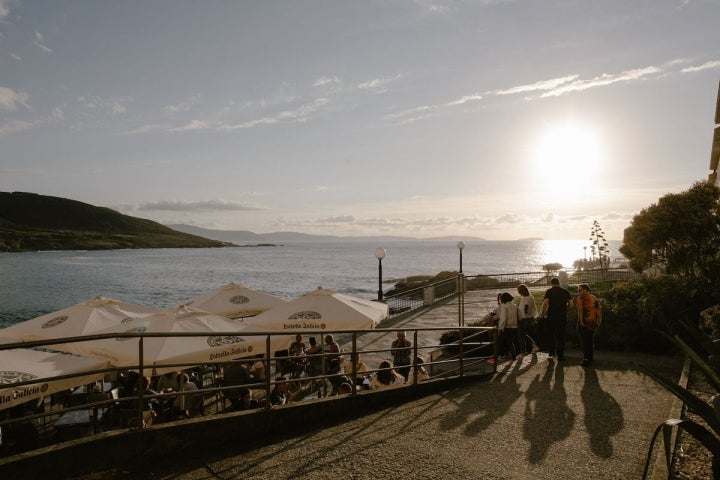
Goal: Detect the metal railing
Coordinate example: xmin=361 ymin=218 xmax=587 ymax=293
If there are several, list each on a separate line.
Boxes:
xmin=385 ymin=267 xmax=639 ymax=319
xmin=0 ymin=325 xmax=496 ymax=456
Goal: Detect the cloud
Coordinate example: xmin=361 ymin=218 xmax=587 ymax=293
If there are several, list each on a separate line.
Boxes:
xmin=77 ymin=95 xmax=129 ymax=115
xmin=681 ymin=60 xmax=720 ymax=73
xmin=313 ymin=76 xmax=341 ymax=88
xmin=220 ymin=97 xmax=329 ymax=130
xmin=541 ymin=67 xmax=661 ymax=97
xmin=358 ymin=74 xmax=403 ymax=92
xmin=137 ymin=200 xmax=266 ymax=212
xmin=496 ymin=213 xmax=522 ymax=224
xmin=0 ymin=86 xmax=30 ymax=110
xmin=317 ymin=215 xmax=356 ymax=224
xmin=446 ymin=94 xmax=483 ymax=106
xmin=0 ymin=119 xmax=34 ymax=135
xmin=494 ymin=75 xmax=580 ymax=96
xmin=170 ymin=119 xmax=214 ymax=132
xmin=32 ymin=31 xmax=53 ymax=54
xmin=0 ymin=1 xmax=8 ymax=20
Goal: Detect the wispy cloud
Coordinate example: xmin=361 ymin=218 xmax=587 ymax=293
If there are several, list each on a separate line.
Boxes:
xmin=446 ymin=93 xmax=483 ymax=106
xmin=0 ymin=1 xmax=9 ymax=20
xmin=219 ymin=97 xmax=329 ymax=131
xmin=0 ymin=119 xmax=34 ymax=135
xmin=137 ymin=200 xmax=266 ymax=212
xmin=313 ymin=76 xmax=341 ymax=88
xmin=0 ymin=86 xmax=30 ymax=110
xmin=77 ymin=95 xmax=129 ymax=115
xmin=358 ymin=74 xmax=403 ymax=92
xmin=541 ymin=67 xmax=662 ymax=97
xmin=681 ymin=60 xmax=720 ymax=73
xmin=494 ymin=75 xmax=580 ymax=96
xmin=32 ymin=31 xmax=52 ymax=54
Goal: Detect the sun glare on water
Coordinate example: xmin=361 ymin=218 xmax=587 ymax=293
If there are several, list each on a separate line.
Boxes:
xmin=532 ymin=121 xmax=603 ymax=194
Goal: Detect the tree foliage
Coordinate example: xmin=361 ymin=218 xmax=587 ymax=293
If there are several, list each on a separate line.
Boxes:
xmin=589 ymin=220 xmax=610 ymax=271
xmin=619 ymin=182 xmax=720 ymax=294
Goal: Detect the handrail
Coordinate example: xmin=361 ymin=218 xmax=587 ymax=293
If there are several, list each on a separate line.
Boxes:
xmin=0 ymin=325 xmax=496 ymax=445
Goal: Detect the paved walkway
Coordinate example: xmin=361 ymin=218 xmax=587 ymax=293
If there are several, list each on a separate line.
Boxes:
xmin=70 ymin=291 xmax=685 ymax=480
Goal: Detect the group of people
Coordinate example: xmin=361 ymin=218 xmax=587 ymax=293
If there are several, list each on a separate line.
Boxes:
xmin=263 ymin=331 xmax=431 ymax=403
xmin=492 ymin=278 xmax=602 ymax=367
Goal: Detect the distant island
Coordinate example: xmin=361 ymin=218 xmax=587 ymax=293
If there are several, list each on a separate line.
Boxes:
xmin=0 ymin=192 xmax=231 ymax=252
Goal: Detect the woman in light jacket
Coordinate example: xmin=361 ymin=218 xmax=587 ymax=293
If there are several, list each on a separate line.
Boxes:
xmin=517 ymin=284 xmax=539 ymax=355
xmin=498 ymin=292 xmax=520 ymax=362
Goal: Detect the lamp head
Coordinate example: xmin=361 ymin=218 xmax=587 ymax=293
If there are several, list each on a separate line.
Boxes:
xmin=374 ymin=247 xmax=387 ymax=260
xmin=457 ymin=241 xmax=465 ymax=251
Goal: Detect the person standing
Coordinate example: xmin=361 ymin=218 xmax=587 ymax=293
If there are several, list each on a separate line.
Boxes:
xmin=576 ymin=283 xmax=602 ymax=366
xmin=391 ymin=331 xmax=412 ymax=380
xmin=498 ymin=292 xmax=520 ymax=362
xmin=541 ymin=277 xmax=573 ymax=361
xmin=517 ymin=284 xmax=539 ymax=355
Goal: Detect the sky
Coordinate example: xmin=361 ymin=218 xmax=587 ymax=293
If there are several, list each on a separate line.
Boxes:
xmin=1 ymin=1 xmax=719 ymax=241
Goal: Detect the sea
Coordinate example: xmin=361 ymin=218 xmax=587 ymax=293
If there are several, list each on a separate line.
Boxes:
xmin=0 ymin=239 xmax=623 ymax=327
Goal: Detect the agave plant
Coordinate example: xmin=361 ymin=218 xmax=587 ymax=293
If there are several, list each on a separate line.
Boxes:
xmin=641 ymin=318 xmax=720 ymax=479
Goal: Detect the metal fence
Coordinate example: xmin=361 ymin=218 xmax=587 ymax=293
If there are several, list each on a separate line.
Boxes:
xmin=385 ymin=267 xmax=640 ymax=319
xmin=0 ymin=325 xmax=495 ymax=457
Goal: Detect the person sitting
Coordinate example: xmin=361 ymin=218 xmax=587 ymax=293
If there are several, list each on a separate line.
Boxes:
xmin=176 ymin=372 xmax=203 ymax=419
xmin=156 ymin=371 xmax=179 ymax=392
xmin=306 ymin=336 xmax=323 ymax=377
xmin=343 ymin=352 xmax=369 ymax=386
xmin=222 ymin=360 xmax=255 ymax=410
xmin=289 ymin=334 xmax=306 ymax=356
xmin=371 ymin=360 xmax=405 ymax=390
xmin=235 ymin=387 xmax=260 ymax=411
xmin=270 ymin=377 xmax=288 ymax=406
xmin=250 ymin=355 xmax=266 ymax=382
xmin=408 ymin=356 xmax=430 ymax=383
xmin=324 ymin=334 xmax=343 ymax=374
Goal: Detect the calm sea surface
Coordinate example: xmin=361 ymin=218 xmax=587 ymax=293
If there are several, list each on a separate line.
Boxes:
xmin=0 ymin=239 xmax=622 ymax=327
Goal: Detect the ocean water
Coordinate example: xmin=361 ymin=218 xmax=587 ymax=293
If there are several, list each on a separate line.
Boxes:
xmin=0 ymin=239 xmax=622 ymax=327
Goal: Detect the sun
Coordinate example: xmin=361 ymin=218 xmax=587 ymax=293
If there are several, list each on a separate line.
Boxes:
xmin=531 ymin=121 xmax=603 ymax=193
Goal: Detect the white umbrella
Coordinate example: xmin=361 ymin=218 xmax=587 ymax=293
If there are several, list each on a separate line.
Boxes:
xmin=175 ymin=282 xmax=287 ymax=319
xmin=54 ymin=307 xmax=290 ymax=375
xmin=243 ymin=287 xmax=388 ymax=332
xmin=0 ymin=348 xmax=108 ymax=411
xmin=0 ymin=296 xmax=160 ymax=343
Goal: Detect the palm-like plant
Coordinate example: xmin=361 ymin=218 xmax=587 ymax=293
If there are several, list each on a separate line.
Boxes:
xmin=641 ymin=319 xmax=720 ymax=479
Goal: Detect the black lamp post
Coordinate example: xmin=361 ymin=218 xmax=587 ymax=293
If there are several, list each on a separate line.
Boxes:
xmin=457 ymin=241 xmax=465 ymax=273
xmin=374 ymin=247 xmax=386 ymax=301
xmin=457 ymin=241 xmax=465 ymax=326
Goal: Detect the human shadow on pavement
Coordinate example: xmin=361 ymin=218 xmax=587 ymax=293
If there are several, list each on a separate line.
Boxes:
xmin=522 ymin=359 xmax=575 ymax=463
xmin=581 ymin=366 xmax=624 ymax=458
xmin=438 ymin=354 xmax=538 ymax=436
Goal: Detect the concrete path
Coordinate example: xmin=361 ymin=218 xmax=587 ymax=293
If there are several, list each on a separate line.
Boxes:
xmin=77 ymin=292 xmax=684 ymax=480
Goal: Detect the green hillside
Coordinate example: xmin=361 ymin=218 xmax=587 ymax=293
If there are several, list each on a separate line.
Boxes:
xmin=0 ymin=192 xmax=231 ymax=252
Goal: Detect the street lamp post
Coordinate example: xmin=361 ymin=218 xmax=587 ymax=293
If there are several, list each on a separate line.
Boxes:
xmin=457 ymin=241 xmax=465 ymax=273
xmin=374 ymin=247 xmax=386 ymax=301
xmin=457 ymin=241 xmax=465 ymax=326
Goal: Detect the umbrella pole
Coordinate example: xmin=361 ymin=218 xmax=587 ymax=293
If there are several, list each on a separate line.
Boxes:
xmin=265 ymin=335 xmax=271 ymax=409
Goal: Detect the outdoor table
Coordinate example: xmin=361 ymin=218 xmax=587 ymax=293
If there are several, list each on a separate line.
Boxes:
xmin=54 ymin=407 xmax=107 ymax=442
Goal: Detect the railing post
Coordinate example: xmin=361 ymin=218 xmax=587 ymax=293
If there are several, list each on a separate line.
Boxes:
xmin=265 ymin=334 xmax=272 ymax=409
xmin=136 ymin=336 xmax=144 ymax=429
xmin=459 ymin=328 xmax=464 ymax=377
xmin=412 ymin=330 xmax=418 ymax=385
xmin=351 ymin=333 xmax=358 ymax=395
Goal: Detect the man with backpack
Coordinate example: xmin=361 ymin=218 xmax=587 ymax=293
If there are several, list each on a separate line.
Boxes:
xmin=576 ymin=283 xmax=602 ymax=367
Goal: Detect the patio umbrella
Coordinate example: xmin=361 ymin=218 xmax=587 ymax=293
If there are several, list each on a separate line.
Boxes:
xmin=175 ymin=282 xmax=286 ymax=319
xmin=54 ymin=307 xmax=291 ymax=375
xmin=243 ymin=287 xmax=388 ymax=332
xmin=0 ymin=296 xmax=160 ymax=343
xmin=0 ymin=348 xmax=108 ymax=411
